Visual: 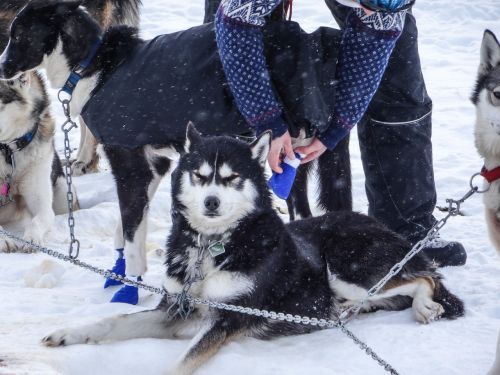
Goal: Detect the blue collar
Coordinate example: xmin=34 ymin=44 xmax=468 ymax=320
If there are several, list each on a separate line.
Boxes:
xmin=0 ymin=124 xmax=38 ymax=166
xmin=61 ymin=36 xmax=103 ymax=97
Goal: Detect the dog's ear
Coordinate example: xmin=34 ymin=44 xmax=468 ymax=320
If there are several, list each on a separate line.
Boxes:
xmin=250 ymin=131 xmax=271 ymax=168
xmin=185 ymin=122 xmax=202 ymax=153
xmin=479 ymin=30 xmax=500 ymax=75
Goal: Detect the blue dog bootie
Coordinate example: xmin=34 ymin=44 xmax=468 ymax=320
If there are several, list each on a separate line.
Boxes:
xmin=103 ymin=249 xmax=126 ymax=288
xmin=268 ymin=153 xmax=301 ymax=200
xmin=110 ymin=276 xmax=141 ymax=305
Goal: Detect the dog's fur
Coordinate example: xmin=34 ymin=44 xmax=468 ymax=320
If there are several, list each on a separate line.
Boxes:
xmin=0 ymin=70 xmax=77 ymax=252
xmin=472 ymin=30 xmax=500 ymax=254
xmin=472 ymin=30 xmax=500 ymax=375
xmin=0 ymin=0 xmax=351 ymax=277
xmin=41 ymin=125 xmax=463 ymax=374
xmin=0 ymin=0 xmax=142 ymax=176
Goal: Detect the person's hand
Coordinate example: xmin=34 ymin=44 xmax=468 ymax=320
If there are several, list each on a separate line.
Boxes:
xmin=268 ymin=131 xmax=295 ymax=173
xmin=295 ymin=138 xmax=327 ymax=164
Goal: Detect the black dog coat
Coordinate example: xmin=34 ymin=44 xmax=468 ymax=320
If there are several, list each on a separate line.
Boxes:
xmin=81 ymin=21 xmax=341 ymax=148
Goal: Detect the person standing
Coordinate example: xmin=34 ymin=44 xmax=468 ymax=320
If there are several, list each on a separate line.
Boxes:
xmin=206 ymin=0 xmax=467 ymax=266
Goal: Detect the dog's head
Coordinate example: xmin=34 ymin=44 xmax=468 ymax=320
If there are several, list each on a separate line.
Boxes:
xmin=0 ymin=72 xmax=47 ymax=142
xmin=172 ymin=123 xmax=272 ymax=236
xmin=472 ymin=30 xmax=500 ymax=154
xmin=0 ymin=0 xmax=100 ymax=80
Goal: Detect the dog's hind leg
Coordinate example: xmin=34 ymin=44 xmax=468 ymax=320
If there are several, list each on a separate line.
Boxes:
xmin=371 ymin=277 xmax=448 ymax=324
xmin=42 ymin=309 xmax=181 ymax=347
xmin=71 ymin=117 xmax=99 ymax=176
xmin=170 ymin=318 xmax=242 ymax=375
xmin=317 ymin=136 xmax=352 ymax=212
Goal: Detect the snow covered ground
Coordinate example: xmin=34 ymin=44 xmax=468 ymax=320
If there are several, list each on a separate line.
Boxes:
xmin=1 ymin=1 xmax=500 ymax=374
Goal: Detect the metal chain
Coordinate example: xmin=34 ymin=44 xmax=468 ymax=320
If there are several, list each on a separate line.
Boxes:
xmin=0 ymin=227 xmax=399 ymax=375
xmin=58 ymin=95 xmax=80 ymax=259
xmin=339 ymin=184 xmax=480 ymax=322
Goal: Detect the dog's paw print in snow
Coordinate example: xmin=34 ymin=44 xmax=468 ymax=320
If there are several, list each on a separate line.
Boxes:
xmin=24 ymin=260 xmax=65 ymax=289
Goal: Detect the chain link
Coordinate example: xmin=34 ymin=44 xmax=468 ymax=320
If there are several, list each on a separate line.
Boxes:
xmin=58 ymin=95 xmax=80 ymax=259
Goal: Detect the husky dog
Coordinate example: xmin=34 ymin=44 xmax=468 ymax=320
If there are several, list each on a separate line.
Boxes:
xmin=0 ymin=0 xmax=142 ymax=176
xmin=41 ymin=125 xmax=463 ymax=374
xmin=472 ymin=30 xmax=500 ymax=253
xmin=472 ymin=30 xmax=500 ymax=375
xmin=0 ymin=70 xmax=78 ymax=252
xmin=0 ymin=0 xmax=350 ymax=299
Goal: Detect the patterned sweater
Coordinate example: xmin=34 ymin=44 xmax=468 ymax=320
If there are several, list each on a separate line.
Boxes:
xmin=215 ymin=0 xmax=408 ymax=149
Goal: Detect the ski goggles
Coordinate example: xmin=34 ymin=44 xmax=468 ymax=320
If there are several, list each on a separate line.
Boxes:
xmin=337 ymin=0 xmax=415 ymax=13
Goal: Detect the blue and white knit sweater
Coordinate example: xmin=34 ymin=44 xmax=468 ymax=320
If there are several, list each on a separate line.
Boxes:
xmin=215 ymin=0 xmax=408 ymax=149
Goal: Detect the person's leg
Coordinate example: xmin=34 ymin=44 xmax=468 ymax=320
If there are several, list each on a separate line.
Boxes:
xmin=204 ymin=0 xmax=222 ymax=23
xmin=324 ymin=1 xmax=466 ymax=266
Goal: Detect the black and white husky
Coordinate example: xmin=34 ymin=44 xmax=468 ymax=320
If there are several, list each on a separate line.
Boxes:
xmin=41 ymin=125 xmax=464 ymax=375
xmin=473 ymin=30 xmax=500 ymax=255
xmin=0 ymin=70 xmax=77 ymax=253
xmin=0 ymin=0 xmax=350 ymax=288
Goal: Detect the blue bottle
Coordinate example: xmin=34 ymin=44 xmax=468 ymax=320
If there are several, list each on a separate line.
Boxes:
xmin=268 ymin=153 xmax=301 ymax=200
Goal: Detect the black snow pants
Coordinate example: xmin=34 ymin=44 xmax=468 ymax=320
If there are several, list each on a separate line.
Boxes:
xmin=205 ymin=1 xmax=436 ymax=242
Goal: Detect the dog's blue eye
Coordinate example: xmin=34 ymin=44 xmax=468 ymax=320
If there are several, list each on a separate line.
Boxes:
xmin=494 ymin=91 xmax=500 ymax=100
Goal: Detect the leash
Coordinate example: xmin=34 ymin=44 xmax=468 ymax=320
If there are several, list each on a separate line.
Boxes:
xmin=55 ymin=36 xmax=102 ymax=259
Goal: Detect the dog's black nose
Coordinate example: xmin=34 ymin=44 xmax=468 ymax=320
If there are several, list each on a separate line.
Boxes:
xmin=204 ymin=196 xmax=220 ymax=211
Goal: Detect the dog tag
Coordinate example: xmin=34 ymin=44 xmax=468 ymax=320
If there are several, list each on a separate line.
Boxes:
xmin=208 ymin=242 xmax=225 ymax=258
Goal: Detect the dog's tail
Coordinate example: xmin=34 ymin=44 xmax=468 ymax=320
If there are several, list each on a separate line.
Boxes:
xmin=433 ymin=279 xmax=464 ymax=320
xmin=486 ymin=208 xmax=500 ymax=255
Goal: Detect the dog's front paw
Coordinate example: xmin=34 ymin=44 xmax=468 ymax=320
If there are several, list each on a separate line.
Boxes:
xmin=42 ymin=329 xmax=89 ymax=347
xmin=413 ymin=299 xmax=445 ymax=324
xmin=0 ymin=237 xmax=34 ymax=253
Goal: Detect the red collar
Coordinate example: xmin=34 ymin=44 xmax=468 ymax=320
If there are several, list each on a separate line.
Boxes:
xmin=481 ymin=166 xmax=500 ymax=183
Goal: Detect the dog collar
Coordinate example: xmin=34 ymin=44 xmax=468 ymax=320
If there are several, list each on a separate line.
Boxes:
xmin=0 ymin=124 xmax=38 ymax=166
xmin=480 ymin=165 xmax=500 ymax=183
xmin=61 ymin=36 xmax=103 ymax=97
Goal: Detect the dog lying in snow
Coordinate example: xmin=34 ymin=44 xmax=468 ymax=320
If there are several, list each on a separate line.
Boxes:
xmin=41 ymin=125 xmax=464 ymax=375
